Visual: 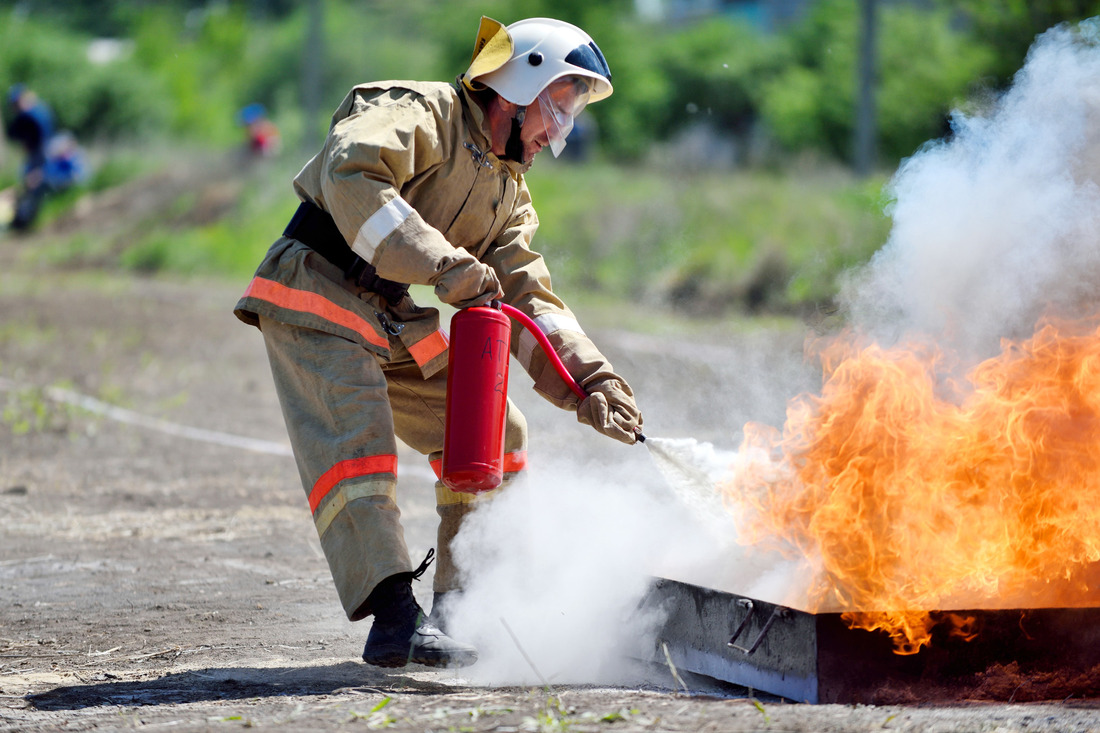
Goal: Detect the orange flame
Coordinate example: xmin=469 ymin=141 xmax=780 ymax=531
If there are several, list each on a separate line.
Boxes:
xmin=723 ymin=316 xmax=1100 ymax=653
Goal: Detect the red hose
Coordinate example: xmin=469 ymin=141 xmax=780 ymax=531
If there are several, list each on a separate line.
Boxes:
xmin=497 ymin=302 xmax=588 ymax=401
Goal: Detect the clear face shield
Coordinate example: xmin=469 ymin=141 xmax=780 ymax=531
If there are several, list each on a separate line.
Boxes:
xmin=535 ymin=77 xmax=592 ymax=157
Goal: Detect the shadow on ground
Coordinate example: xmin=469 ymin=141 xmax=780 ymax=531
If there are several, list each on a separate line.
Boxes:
xmin=27 ymin=663 xmax=462 ymax=710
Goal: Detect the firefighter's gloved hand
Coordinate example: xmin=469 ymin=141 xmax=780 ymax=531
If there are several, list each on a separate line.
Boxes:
xmin=431 ymin=255 xmax=502 ymax=309
xmin=577 ymin=376 xmax=642 ymax=444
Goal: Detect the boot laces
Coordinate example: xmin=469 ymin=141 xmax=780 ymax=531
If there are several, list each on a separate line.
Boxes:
xmin=367 ymin=548 xmax=436 ymax=627
xmin=410 ymin=548 xmax=434 ymax=581
xmin=407 ymin=548 xmax=435 ymax=626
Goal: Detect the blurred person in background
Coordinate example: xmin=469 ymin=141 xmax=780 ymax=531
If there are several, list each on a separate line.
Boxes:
xmin=3 ymin=84 xmax=86 ymax=232
xmin=5 ymin=84 xmax=54 ymax=231
xmin=235 ymin=16 xmax=642 ymax=669
xmin=237 ymin=102 xmax=281 ymax=158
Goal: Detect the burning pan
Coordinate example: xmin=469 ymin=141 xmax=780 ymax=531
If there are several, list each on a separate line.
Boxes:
xmin=640 ymin=577 xmax=1100 ymax=703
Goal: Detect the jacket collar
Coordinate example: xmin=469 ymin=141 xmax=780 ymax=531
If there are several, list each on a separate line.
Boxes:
xmin=455 ymin=79 xmax=531 ymax=177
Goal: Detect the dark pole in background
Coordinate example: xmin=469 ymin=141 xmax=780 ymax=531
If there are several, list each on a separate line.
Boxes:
xmin=854 ymin=0 xmax=878 ymax=176
xmin=301 ymin=0 xmax=324 ymax=151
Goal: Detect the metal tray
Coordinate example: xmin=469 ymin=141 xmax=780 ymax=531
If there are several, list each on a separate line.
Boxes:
xmin=640 ymin=577 xmax=1100 ymax=703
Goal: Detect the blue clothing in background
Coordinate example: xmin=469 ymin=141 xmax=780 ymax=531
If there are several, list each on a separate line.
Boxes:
xmin=7 ymin=99 xmax=54 ymax=167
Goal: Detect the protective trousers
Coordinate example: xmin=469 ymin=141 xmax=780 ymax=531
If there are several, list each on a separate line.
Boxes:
xmin=258 ymin=315 xmax=528 ymax=621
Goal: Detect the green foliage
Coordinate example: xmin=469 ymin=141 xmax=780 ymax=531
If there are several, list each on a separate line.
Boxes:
xmin=760 ymin=0 xmax=997 ymax=162
xmin=581 ymin=18 xmax=673 ymax=160
xmin=347 ymin=695 xmax=397 ymax=727
xmin=526 ymin=159 xmax=890 ymax=313
xmin=4 ymin=0 xmax=1100 ymax=168
xmin=751 ymin=697 xmax=771 ymax=724
xmin=30 ymin=149 xmax=887 ymax=316
xmin=522 ymin=694 xmax=571 ymax=732
xmin=118 ymin=177 xmax=298 ymax=277
xmin=8 ymin=0 xmax=1092 ymax=320
xmin=84 ymin=149 xmax=153 ymax=192
xmin=1 ymin=384 xmax=76 ymax=435
xmin=876 ymin=5 xmax=997 ymax=160
xmin=130 ymin=5 xmax=246 ymax=145
xmin=942 ymin=0 xmax=1100 ymax=83
xmin=0 ymin=11 xmax=169 ymax=139
xmin=652 ymin=19 xmax=791 ymax=139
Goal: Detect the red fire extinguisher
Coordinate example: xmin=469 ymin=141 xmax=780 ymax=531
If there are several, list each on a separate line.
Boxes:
xmin=442 ymin=300 xmax=589 ymax=493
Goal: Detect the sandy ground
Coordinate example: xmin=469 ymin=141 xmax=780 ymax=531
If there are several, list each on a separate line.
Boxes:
xmin=2 ymin=230 xmax=1100 ymax=731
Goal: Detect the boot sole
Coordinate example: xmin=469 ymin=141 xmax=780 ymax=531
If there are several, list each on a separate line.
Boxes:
xmin=362 ymin=646 xmax=478 ymax=669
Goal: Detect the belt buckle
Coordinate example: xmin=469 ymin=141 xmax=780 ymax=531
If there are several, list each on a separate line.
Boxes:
xmin=374 ymin=310 xmax=405 ymax=336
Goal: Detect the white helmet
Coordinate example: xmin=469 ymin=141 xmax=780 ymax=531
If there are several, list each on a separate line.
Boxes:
xmin=466 ymin=17 xmax=612 ymax=106
xmin=462 ymin=17 xmax=612 ymax=158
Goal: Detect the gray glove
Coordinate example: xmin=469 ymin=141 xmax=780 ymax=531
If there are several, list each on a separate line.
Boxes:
xmin=576 ymin=376 xmax=642 ymax=444
xmin=431 ymin=255 xmax=502 ymax=308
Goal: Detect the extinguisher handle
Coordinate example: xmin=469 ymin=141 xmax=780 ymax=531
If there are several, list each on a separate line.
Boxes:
xmin=496 ymin=302 xmax=589 ymax=402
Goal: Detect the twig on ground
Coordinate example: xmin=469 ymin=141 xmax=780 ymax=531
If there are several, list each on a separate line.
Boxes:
xmin=500 ymin=617 xmax=553 ymax=694
xmin=661 ymin=641 xmax=689 ymax=695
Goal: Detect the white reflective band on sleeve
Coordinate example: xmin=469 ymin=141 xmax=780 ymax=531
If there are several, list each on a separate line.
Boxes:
xmin=351 ymin=196 xmax=414 ymax=262
xmin=517 ymin=313 xmax=585 ymax=369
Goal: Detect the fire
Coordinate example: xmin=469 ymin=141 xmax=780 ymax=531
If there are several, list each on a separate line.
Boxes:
xmin=724 ymin=315 xmax=1100 ymax=654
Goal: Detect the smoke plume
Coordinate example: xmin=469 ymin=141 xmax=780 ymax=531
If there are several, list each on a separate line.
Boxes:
xmin=443 ymin=448 xmax=731 ymax=685
xmin=842 ymin=21 xmax=1100 ymax=358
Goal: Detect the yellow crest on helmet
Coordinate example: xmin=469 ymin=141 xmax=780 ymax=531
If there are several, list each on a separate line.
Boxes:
xmin=462 ymin=16 xmax=513 ymax=90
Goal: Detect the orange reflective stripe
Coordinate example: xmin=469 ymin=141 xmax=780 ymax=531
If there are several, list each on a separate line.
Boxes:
xmin=309 ymin=454 xmax=397 ymax=512
xmin=408 ymin=329 xmax=449 ymax=367
xmin=244 ymin=277 xmax=389 ymax=350
xmin=428 ymin=450 xmax=527 ymax=481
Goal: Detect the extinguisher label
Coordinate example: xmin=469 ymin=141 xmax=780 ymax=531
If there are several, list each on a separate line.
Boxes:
xmin=480 ymin=336 xmax=507 ymax=360
xmin=482 ymin=336 xmax=508 ymax=393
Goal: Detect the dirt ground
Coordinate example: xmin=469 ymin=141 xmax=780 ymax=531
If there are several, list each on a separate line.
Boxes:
xmin=3 ymin=221 xmax=1100 ymax=732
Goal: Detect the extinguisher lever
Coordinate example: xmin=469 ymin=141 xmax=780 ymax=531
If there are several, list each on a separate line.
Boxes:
xmin=496 ymin=302 xmax=588 ymax=402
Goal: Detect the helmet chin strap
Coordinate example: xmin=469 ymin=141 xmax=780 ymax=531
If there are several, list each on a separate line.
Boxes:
xmin=503 ymin=105 xmax=527 ymax=164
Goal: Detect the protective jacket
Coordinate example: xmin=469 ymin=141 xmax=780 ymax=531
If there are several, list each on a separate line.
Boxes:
xmin=236 ymin=80 xmax=620 ymax=407
xmin=234 ymin=80 xmax=628 ymax=618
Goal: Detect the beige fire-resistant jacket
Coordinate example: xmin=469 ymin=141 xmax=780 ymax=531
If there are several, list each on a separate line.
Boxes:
xmin=235 ymin=80 xmax=620 ymax=409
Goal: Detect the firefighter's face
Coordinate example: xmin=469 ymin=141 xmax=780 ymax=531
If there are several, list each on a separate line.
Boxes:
xmin=516 ymin=105 xmax=551 ymax=161
xmin=531 ymin=78 xmax=590 ymax=158
xmin=489 ymin=98 xmax=548 ymax=163
xmin=518 ymin=79 xmax=589 ymax=161
xmin=489 ymin=79 xmax=588 ymax=163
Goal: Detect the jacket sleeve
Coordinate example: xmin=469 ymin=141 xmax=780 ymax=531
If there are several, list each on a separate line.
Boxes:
xmin=312 ymin=87 xmax=482 ymax=286
xmin=484 ymin=180 xmax=622 ymax=411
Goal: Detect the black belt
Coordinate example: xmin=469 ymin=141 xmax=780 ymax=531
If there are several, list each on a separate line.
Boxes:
xmin=283 ymin=201 xmax=410 ymax=303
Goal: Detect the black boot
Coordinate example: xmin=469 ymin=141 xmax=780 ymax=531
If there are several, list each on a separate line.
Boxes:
xmin=361 ymin=551 xmax=478 ymax=669
xmin=427 ymin=591 xmax=456 ymax=635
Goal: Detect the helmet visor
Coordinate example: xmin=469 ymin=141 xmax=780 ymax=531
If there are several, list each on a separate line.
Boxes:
xmin=536 ymin=77 xmax=591 ymax=157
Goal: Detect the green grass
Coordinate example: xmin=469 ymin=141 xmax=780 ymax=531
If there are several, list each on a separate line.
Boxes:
xmin=28 ymin=149 xmax=893 ymax=317
xmin=527 ymin=158 xmax=891 ymax=314
xmin=118 ymin=152 xmax=302 ymax=278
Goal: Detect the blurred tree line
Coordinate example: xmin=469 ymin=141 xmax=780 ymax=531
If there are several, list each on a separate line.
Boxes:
xmin=2 ymin=0 xmax=1099 ymax=167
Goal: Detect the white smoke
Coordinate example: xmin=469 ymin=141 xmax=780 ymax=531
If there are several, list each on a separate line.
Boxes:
xmin=843 ymin=21 xmax=1100 ymax=359
xmin=443 ymin=449 xmax=730 ymax=685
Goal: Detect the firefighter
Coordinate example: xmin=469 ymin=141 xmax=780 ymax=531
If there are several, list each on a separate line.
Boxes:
xmin=235 ymin=16 xmax=642 ymax=669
